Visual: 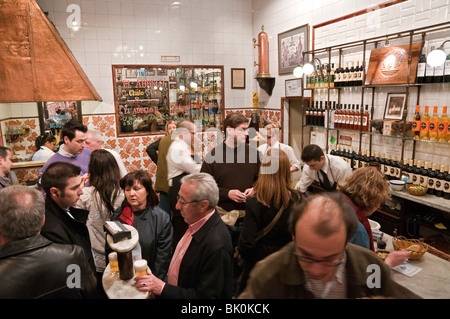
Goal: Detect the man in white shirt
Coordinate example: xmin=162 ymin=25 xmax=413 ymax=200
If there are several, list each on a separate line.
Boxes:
xmin=258 ymin=124 xmax=301 ymax=173
xmin=85 ymin=129 xmax=128 ymax=178
xmin=166 ymin=121 xmax=201 ymax=248
xmin=295 ymin=144 xmax=351 ymax=193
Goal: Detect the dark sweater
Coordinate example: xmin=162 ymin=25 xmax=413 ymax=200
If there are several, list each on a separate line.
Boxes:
xmin=200 ymin=142 xmax=260 ymax=211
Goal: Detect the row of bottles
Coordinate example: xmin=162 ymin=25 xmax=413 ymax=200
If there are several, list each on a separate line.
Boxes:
xmin=306 ymin=101 xmax=370 ymax=131
xmin=412 ymin=105 xmax=449 ymax=142
xmin=403 ymin=159 xmax=450 ymax=199
xmin=305 ymin=60 xmax=365 ymax=89
xmin=417 ymin=49 xmax=450 ymax=84
xmin=334 ymin=61 xmax=364 ymax=87
xmin=331 ymin=144 xmax=450 ymax=199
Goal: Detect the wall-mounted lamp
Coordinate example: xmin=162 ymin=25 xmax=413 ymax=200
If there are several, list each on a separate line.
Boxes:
xmin=427 ymin=40 xmax=449 ymax=67
xmin=292 ymin=58 xmax=324 ymax=79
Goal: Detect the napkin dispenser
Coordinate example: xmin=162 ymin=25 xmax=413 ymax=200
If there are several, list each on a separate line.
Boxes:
xmin=104 ymin=221 xmax=131 ymax=243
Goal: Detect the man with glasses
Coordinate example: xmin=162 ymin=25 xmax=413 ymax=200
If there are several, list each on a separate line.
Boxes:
xmin=239 ymin=192 xmax=405 ymax=299
xmin=134 ymin=173 xmax=234 ymax=299
xmin=167 ymin=120 xmax=201 ymax=249
xmin=257 ymin=124 xmax=301 ymax=173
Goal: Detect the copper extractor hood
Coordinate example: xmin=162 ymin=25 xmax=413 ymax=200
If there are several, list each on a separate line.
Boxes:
xmin=0 ymin=0 xmax=102 ymax=103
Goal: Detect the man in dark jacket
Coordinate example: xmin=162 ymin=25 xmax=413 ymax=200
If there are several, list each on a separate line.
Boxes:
xmin=0 ymin=185 xmax=96 ymax=299
xmin=134 ymin=173 xmax=234 ymax=299
xmin=40 ymin=162 xmax=96 ymax=274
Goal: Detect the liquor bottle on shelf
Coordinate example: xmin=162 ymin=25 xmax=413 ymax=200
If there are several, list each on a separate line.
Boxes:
xmin=352 ymin=149 xmax=360 ymax=169
xmin=375 ymin=152 xmax=382 ymax=171
xmin=404 ymin=159 xmax=413 ymax=184
xmin=305 ymin=102 xmax=311 ymax=125
xmin=434 ymin=56 xmax=445 ymax=83
xmin=362 ymin=105 xmax=369 ymax=132
xmin=429 ymin=106 xmax=439 ymax=141
xmin=384 ymin=154 xmax=392 ymax=179
xmin=345 ymin=104 xmax=351 ymax=129
xmin=354 ymin=104 xmax=361 ymax=131
xmin=412 ymin=159 xmax=420 ymax=185
xmin=412 ymin=105 xmax=421 ymax=139
xmin=425 ymin=47 xmax=435 ymax=83
xmin=438 ymin=106 xmax=448 ymax=142
xmin=320 ymin=101 xmax=325 ymax=127
xmin=392 ymin=155 xmax=402 ymax=180
xmin=329 ymin=63 xmax=335 ymax=88
xmin=357 ymin=61 xmax=364 ymax=86
xmin=329 ymin=101 xmax=336 ymax=129
xmin=348 ymin=62 xmax=354 ymax=86
xmin=445 ymin=53 xmax=450 ymax=83
xmin=313 ymin=101 xmax=319 ymax=126
xmin=360 ymin=149 xmax=369 ymax=168
xmin=444 ymin=165 xmax=450 ymax=200
xmin=379 ymin=152 xmax=386 ymax=175
xmin=420 ymin=105 xmax=430 ymax=140
xmin=419 ymin=161 xmax=429 ymax=189
xmin=343 ymin=62 xmax=349 ymax=87
xmin=416 ymin=53 xmax=426 ymax=84
xmin=434 ymin=164 xmax=445 ymax=197
xmin=427 ymin=163 xmax=437 ymax=195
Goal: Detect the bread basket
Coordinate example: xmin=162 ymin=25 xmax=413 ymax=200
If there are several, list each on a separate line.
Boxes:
xmin=406 ymin=184 xmax=428 ymax=196
xmin=392 ymin=236 xmax=428 ymax=260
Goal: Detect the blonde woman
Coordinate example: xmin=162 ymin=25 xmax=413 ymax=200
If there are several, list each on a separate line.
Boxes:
xmin=338 ymin=167 xmax=410 ymax=268
xmin=237 ymin=149 xmax=302 ymax=293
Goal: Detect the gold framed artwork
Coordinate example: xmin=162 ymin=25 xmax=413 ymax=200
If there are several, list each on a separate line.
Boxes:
xmin=365 ymin=41 xmax=423 ymax=85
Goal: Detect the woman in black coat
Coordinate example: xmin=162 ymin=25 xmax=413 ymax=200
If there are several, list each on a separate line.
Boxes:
xmin=237 ymin=149 xmax=302 ymax=293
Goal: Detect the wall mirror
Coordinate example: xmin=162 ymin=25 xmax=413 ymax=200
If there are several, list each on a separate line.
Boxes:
xmin=113 ymin=65 xmax=224 ymax=136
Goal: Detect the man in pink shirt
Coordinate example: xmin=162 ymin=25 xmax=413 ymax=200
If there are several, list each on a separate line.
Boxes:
xmin=134 ymin=173 xmax=234 ymax=299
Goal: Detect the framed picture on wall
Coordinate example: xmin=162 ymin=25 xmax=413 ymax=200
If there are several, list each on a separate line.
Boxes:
xmin=231 ymin=68 xmax=245 ymax=89
xmin=38 ymin=101 xmax=82 ymax=135
xmin=278 ymin=24 xmax=309 ymax=75
xmin=384 ymin=93 xmax=406 ymax=120
xmin=285 ymin=78 xmax=302 ymax=98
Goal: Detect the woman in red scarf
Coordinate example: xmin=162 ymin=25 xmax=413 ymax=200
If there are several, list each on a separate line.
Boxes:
xmin=338 ymin=167 xmax=410 ymax=268
xmin=112 ymin=170 xmax=173 ymax=280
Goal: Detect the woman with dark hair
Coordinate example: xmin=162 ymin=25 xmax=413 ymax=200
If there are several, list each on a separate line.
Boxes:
xmin=112 ymin=170 xmax=173 ymax=280
xmin=32 ymin=133 xmax=56 ymax=161
xmin=236 ymin=149 xmax=302 ymax=293
xmin=77 ymin=149 xmax=124 ymax=275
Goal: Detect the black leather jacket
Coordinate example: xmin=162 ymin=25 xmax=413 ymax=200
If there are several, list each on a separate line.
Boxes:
xmin=0 ymin=234 xmax=97 ymax=299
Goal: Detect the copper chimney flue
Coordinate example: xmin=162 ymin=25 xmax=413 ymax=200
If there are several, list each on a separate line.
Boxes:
xmin=0 ymin=0 xmax=102 ymax=103
xmin=253 ymin=25 xmax=275 ymax=96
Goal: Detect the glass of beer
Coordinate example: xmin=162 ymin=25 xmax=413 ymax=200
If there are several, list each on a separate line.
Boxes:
xmin=134 ymin=259 xmax=148 ymax=277
xmin=109 ymin=252 xmax=119 ymax=274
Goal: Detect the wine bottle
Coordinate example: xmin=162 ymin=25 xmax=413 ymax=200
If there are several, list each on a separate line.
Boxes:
xmin=362 ymin=105 xmax=369 ymax=132
xmin=379 ymin=152 xmax=386 ymax=175
xmin=425 ymin=47 xmax=435 ymax=83
xmin=306 ymin=102 xmax=311 ymax=125
xmin=443 ymin=165 xmax=450 ymax=200
xmin=349 ymin=62 xmax=355 ymax=86
xmin=412 ymin=159 xmax=420 ymax=185
xmin=416 ymin=53 xmax=426 ymax=84
xmin=420 ymin=105 xmax=430 ymax=140
xmin=434 ymin=164 xmax=445 ymax=197
xmin=313 ymin=101 xmax=319 ymax=126
xmin=329 ymin=63 xmax=335 ymax=88
xmin=357 ymin=61 xmax=364 ymax=86
xmin=343 ymin=62 xmax=349 ymax=87
xmin=434 ymin=57 xmax=445 ymax=83
xmin=329 ymin=101 xmax=336 ymax=129
xmin=419 ymin=161 xmax=429 ymax=189
xmin=427 ymin=163 xmax=437 ymax=195
xmin=384 ymin=154 xmax=393 ymax=179
xmin=412 ymin=105 xmax=421 ymax=139
xmin=444 ymin=53 xmax=450 ymax=83
xmin=429 ymin=106 xmax=439 ymax=141
xmin=438 ymin=106 xmax=448 ymax=142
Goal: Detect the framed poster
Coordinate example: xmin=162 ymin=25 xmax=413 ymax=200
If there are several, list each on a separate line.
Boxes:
xmin=38 ymin=101 xmax=82 ymax=135
xmin=278 ymin=24 xmax=309 ymax=75
xmin=285 ymin=79 xmax=302 ymax=98
xmin=384 ymin=93 xmax=406 ymax=120
xmin=231 ymin=68 xmax=245 ymax=89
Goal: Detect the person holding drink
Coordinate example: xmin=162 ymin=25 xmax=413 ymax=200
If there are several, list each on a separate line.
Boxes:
xmin=112 ymin=170 xmax=173 ymax=281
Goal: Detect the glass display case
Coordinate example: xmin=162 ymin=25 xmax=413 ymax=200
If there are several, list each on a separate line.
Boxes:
xmin=112 ymin=65 xmax=224 ymax=136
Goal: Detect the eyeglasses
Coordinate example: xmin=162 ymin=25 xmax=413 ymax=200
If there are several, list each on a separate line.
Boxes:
xmin=293 ymin=252 xmax=344 ymax=267
xmin=177 ymin=195 xmax=198 ymax=207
